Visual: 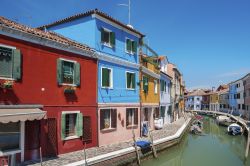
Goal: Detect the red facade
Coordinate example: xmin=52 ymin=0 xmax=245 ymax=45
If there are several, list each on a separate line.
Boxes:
xmin=0 ymin=35 xmax=98 ymax=160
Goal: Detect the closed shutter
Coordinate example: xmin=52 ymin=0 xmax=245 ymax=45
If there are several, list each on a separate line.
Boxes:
xmin=132 ymin=41 xmax=137 ymax=53
xmin=164 ymin=81 xmax=167 ymax=92
xmin=76 ymin=113 xmax=83 ymax=137
xmin=160 ymin=80 xmax=164 ymax=92
xmin=102 ymin=68 xmax=110 ymax=87
xmin=57 ymin=59 xmax=63 ymax=85
xmin=83 ymin=116 xmax=92 ymax=142
xmin=143 ymin=76 xmax=148 ymax=93
xmin=126 ymin=109 xmax=129 ymax=127
xmin=160 ymin=106 xmax=165 ymax=117
xmin=111 ymin=109 xmax=117 ymax=128
xmin=74 ymin=62 xmax=80 ymax=86
xmin=134 ymin=109 xmax=138 ymax=125
xmin=101 ymin=28 xmax=105 ymax=43
xmin=132 ymin=73 xmax=135 ymax=89
xmin=110 ymin=32 xmax=115 ymax=46
xmin=61 ymin=114 xmax=66 ymax=140
xmin=13 ymin=49 xmax=22 ymax=80
xmin=100 ymin=110 xmax=105 ymax=130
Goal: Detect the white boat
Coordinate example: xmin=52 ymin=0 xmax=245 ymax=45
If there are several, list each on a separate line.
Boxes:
xmin=154 ymin=118 xmax=163 ymax=130
xmin=216 ymin=115 xmax=233 ymax=126
xmin=227 ymin=123 xmax=243 ymax=135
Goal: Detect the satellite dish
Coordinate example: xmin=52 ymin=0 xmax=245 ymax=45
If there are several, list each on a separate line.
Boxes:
xmin=127 ymin=24 xmax=134 ymax=29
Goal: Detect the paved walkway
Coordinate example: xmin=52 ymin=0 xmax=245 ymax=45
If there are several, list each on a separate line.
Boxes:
xmin=24 ymin=117 xmax=188 ymax=166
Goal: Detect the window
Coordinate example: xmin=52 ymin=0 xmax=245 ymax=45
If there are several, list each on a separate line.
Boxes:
xmin=101 ymin=67 xmax=113 ymax=88
xmin=101 ymin=28 xmax=115 ymax=47
xmin=238 ymin=104 xmax=241 ymax=109
xmin=0 ymin=45 xmax=21 ymax=79
xmin=0 ymin=122 xmax=20 ymax=152
xmin=126 ymin=72 xmax=135 ymax=90
xmin=197 ymin=98 xmax=200 ymax=101
xmin=100 ymin=109 xmax=117 ymax=130
xmin=143 ymin=76 xmax=149 ymax=93
xmin=160 ymin=80 xmax=166 ymax=92
xmin=154 ymin=80 xmax=158 ymax=94
xmin=242 ymin=104 xmax=245 ymax=110
xmin=61 ymin=112 xmax=83 ymax=140
xmin=57 ymin=59 xmax=80 ymax=86
xmin=126 ymin=38 xmax=137 ymax=54
xmin=126 ymin=108 xmax=138 ymax=127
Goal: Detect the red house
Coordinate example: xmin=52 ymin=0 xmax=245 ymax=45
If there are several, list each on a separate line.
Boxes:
xmin=0 ymin=17 xmax=98 ymax=164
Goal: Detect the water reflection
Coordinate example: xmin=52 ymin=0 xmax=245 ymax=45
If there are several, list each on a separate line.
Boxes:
xmin=142 ymin=116 xmax=250 ymax=166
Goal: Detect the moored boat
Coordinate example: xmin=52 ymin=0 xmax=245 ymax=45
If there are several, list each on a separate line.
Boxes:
xmin=216 ymin=115 xmax=234 ymax=126
xmin=227 ymin=123 xmax=243 ymax=136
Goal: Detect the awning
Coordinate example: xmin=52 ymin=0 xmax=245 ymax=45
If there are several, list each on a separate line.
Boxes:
xmin=0 ymin=108 xmax=46 ymax=123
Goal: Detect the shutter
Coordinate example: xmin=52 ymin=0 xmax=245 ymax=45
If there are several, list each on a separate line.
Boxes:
xmin=102 ymin=68 xmax=109 ymax=87
xmin=127 ymin=73 xmax=131 ymax=89
xmin=83 ymin=116 xmax=92 ymax=141
xmin=127 ymin=39 xmax=132 ymax=52
xmin=134 ymin=109 xmax=138 ymax=125
xmin=161 ymin=107 xmax=165 ymax=117
xmin=100 ymin=110 xmax=105 ymax=130
xmin=61 ymin=114 xmax=66 ymax=140
xmin=76 ymin=113 xmax=83 ymax=137
xmin=132 ymin=73 xmax=135 ymax=89
xmin=126 ymin=109 xmax=129 ymax=127
xmin=74 ymin=62 xmax=80 ymax=86
xmin=13 ymin=49 xmax=22 ymax=80
xmin=57 ymin=59 xmax=63 ymax=85
xmin=160 ymin=80 xmax=163 ymax=92
xmin=132 ymin=41 xmax=137 ymax=53
xmin=111 ymin=109 xmax=117 ymax=128
xmin=164 ymin=81 xmax=167 ymax=92
xmin=110 ymin=32 xmax=115 ymax=46
xmin=143 ymin=77 xmax=148 ymax=93
xmin=126 ymin=39 xmax=130 ymax=52
xmin=101 ymin=28 xmax=104 ymax=43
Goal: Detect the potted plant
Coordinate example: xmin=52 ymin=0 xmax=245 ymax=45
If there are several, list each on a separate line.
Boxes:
xmin=64 ymin=86 xmax=76 ymax=94
xmin=1 ymin=80 xmax=14 ymax=89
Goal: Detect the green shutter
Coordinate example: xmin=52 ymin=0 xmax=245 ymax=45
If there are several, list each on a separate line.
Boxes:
xmin=13 ymin=49 xmax=22 ymax=80
xmin=164 ymin=82 xmax=167 ymax=92
xmin=102 ymin=68 xmax=109 ymax=87
xmin=74 ymin=62 xmax=80 ymax=86
xmin=110 ymin=32 xmax=115 ymax=46
xmin=57 ymin=59 xmax=63 ymax=85
xmin=101 ymin=28 xmax=104 ymax=43
xmin=160 ymin=80 xmax=164 ymax=92
xmin=61 ymin=114 xmax=66 ymax=140
xmin=132 ymin=41 xmax=137 ymax=53
xmin=76 ymin=113 xmax=83 ymax=137
xmin=132 ymin=73 xmax=135 ymax=89
xmin=127 ymin=39 xmax=132 ymax=52
xmin=127 ymin=73 xmax=131 ymax=89
xmin=143 ymin=76 xmax=148 ymax=93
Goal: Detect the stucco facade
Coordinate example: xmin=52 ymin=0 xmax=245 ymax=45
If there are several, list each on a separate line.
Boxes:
xmin=243 ymin=74 xmax=250 ymax=119
xmin=210 ymin=92 xmax=219 ymax=111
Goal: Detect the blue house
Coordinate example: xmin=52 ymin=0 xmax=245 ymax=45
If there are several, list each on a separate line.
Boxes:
xmin=40 ymin=9 xmax=144 ymax=146
xmin=229 ymin=83 xmax=239 ymax=115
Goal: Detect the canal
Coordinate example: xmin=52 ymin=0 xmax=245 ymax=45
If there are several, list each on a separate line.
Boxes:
xmin=142 ymin=116 xmax=250 ymax=166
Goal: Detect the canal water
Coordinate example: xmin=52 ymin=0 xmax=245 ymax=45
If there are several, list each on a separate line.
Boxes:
xmin=142 ymin=116 xmax=250 ymax=166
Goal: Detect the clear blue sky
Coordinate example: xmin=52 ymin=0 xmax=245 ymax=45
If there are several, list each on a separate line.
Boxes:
xmin=1 ymin=0 xmax=250 ymax=89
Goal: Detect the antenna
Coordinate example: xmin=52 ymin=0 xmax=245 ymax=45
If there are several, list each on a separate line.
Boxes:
xmin=117 ymin=0 xmax=131 ymax=26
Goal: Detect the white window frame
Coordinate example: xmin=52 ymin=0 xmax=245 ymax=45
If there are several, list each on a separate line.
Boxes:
xmin=60 ymin=58 xmax=77 ymax=86
xmin=101 ymin=27 xmax=113 ymax=48
xmin=154 ymin=80 xmax=158 ymax=94
xmin=62 ymin=111 xmax=80 ymax=140
xmin=101 ymin=67 xmax=113 ymax=89
xmin=127 ymin=108 xmax=136 ymax=127
xmin=125 ymin=71 xmax=136 ymax=90
xmin=102 ymin=109 xmax=112 ymax=130
xmin=125 ymin=37 xmax=135 ymax=55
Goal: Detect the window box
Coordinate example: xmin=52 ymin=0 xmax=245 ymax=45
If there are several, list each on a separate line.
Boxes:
xmin=64 ymin=86 xmax=76 ymax=94
xmin=1 ymin=80 xmax=14 ymax=89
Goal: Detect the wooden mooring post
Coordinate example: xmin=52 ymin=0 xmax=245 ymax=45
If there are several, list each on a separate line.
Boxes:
xmin=149 ymin=130 xmax=157 ymax=158
xmin=245 ymin=129 xmax=250 ymax=159
xmin=132 ymin=129 xmax=141 ymax=165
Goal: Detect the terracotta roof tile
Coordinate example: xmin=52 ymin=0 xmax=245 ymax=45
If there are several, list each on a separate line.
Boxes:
xmin=0 ymin=16 xmax=94 ymax=53
xmin=37 ymin=9 xmax=144 ymax=37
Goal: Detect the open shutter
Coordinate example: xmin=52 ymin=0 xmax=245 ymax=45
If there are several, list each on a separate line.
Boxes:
xmin=132 ymin=41 xmax=137 ymax=53
xmin=110 ymin=32 xmax=115 ymax=46
xmin=57 ymin=59 xmax=63 ymax=85
xmin=74 ymin=62 xmax=80 ymax=86
xmin=100 ymin=110 xmax=105 ymax=130
xmin=13 ymin=49 xmax=22 ymax=80
xmin=164 ymin=81 xmax=167 ymax=92
xmin=134 ymin=109 xmax=138 ymax=125
xmin=127 ymin=73 xmax=131 ymax=89
xmin=83 ymin=116 xmax=92 ymax=142
xmin=126 ymin=109 xmax=129 ymax=127
xmin=102 ymin=68 xmax=109 ymax=87
xmin=160 ymin=107 xmax=165 ymax=118
xmin=132 ymin=73 xmax=135 ymax=89
xmin=61 ymin=114 xmax=66 ymax=140
xmin=101 ymin=28 xmax=105 ymax=43
xmin=143 ymin=77 xmax=148 ymax=93
xmin=127 ymin=39 xmax=132 ymax=52
xmin=76 ymin=113 xmax=83 ymax=137
xmin=111 ymin=109 xmax=117 ymax=128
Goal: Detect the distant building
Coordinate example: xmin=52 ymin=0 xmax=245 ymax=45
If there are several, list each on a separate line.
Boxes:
xmin=243 ymin=73 xmax=250 ymax=119
xmin=185 ymin=89 xmax=206 ymax=111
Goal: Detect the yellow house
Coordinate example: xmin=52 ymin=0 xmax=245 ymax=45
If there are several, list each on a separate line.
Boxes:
xmin=210 ymin=92 xmax=219 ymax=111
xmin=140 ymin=54 xmax=160 ymax=130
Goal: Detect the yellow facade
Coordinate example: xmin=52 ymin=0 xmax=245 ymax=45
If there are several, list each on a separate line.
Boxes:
xmin=210 ymin=93 xmax=219 ymax=103
xmin=140 ymin=57 xmax=160 ymax=104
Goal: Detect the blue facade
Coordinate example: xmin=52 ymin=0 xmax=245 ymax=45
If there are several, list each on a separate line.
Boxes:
xmin=229 ymin=83 xmax=238 ymax=114
xmin=48 ymin=14 xmax=141 ymax=103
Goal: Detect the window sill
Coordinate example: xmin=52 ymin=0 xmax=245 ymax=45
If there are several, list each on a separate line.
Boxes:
xmin=101 ymin=86 xmax=113 ymax=90
xmin=101 ymin=128 xmax=116 ymax=133
xmin=126 ymin=88 xmax=136 ymax=91
xmin=102 ymin=43 xmax=114 ymax=48
xmin=63 ymin=135 xmax=80 ymax=141
xmin=0 ymin=77 xmax=15 ymax=81
xmin=61 ymin=83 xmax=77 ymax=87
xmin=125 ymin=51 xmax=136 ymax=55
xmin=0 ymin=149 xmax=21 ymax=156
xmin=126 ymin=125 xmax=138 ymax=129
